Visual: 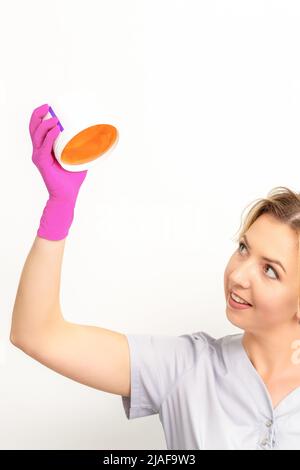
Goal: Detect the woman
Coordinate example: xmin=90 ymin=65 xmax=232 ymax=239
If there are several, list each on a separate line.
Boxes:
xmin=10 ymin=104 xmax=300 ymax=450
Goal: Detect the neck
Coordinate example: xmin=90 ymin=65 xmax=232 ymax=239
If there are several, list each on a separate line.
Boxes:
xmin=242 ymin=325 xmax=300 ymax=378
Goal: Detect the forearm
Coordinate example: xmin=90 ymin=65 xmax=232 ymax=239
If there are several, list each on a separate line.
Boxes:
xmin=10 ymin=235 xmax=66 ymax=344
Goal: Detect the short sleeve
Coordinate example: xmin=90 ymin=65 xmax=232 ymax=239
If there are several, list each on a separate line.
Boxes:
xmin=121 ymin=332 xmax=207 ymax=420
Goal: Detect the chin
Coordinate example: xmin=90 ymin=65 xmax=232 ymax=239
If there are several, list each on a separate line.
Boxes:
xmin=226 ymin=311 xmax=258 ymax=334
xmin=225 ymin=309 xmax=248 ymax=330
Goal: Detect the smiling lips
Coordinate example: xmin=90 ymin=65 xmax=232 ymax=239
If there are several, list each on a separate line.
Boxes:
xmin=230 ymin=290 xmax=252 ymax=306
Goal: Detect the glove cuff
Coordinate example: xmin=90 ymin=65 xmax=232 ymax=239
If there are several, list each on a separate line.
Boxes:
xmin=37 ymin=197 xmax=75 ymax=241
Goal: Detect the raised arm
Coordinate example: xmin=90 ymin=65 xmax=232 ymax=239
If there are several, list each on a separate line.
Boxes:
xmin=10 ymin=236 xmax=65 ymax=342
xmin=10 ymin=104 xmax=130 ymax=397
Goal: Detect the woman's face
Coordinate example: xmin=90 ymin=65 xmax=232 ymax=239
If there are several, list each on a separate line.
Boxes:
xmin=224 ymin=214 xmax=299 ymax=333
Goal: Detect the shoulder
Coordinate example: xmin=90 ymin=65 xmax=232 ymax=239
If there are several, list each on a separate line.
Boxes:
xmin=186 ymin=330 xmax=238 ymax=350
xmin=185 ymin=331 xmax=244 ymax=371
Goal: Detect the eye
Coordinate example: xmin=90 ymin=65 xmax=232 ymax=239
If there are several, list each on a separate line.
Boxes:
xmin=237 ymin=241 xmax=279 ymax=280
xmin=238 ymin=241 xmax=247 ymax=254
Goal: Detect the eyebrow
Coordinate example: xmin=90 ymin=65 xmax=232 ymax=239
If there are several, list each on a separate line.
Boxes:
xmin=241 ymin=234 xmax=286 ymax=274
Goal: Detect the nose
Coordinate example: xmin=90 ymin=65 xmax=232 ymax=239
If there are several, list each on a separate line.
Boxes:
xmin=230 ymin=264 xmax=252 ymax=289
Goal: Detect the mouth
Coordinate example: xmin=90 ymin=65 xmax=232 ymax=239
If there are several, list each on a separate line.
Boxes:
xmin=229 ymin=290 xmax=252 ymax=307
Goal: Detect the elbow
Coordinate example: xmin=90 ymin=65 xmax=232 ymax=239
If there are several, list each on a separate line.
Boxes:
xmin=9 ymin=323 xmax=18 ymax=346
xmin=10 ymin=330 xmax=22 ymax=348
xmin=9 ymin=322 xmax=27 ymax=349
xmin=9 ymin=321 xmax=49 ymax=354
xmin=9 ymin=333 xmax=16 ymax=345
xmin=10 ymin=314 xmax=20 ymax=346
xmin=10 ymin=316 xmax=30 ymax=349
xmin=10 ymin=332 xmax=34 ymax=356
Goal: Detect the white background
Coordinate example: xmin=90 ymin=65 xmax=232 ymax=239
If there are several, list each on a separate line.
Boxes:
xmin=1 ymin=0 xmax=300 ymax=449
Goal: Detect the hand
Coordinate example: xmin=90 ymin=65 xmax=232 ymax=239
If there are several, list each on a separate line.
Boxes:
xmin=29 ymin=103 xmax=88 ymax=240
xmin=30 ymin=103 xmax=87 ymax=203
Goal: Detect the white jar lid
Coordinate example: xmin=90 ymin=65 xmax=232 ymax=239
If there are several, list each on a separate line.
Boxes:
xmin=42 ymin=90 xmax=120 ymax=172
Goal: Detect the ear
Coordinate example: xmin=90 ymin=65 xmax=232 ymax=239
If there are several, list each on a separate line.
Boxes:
xmin=294 ymin=311 xmax=300 ymax=324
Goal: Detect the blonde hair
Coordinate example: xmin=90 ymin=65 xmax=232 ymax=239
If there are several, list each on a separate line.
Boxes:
xmin=232 ymin=186 xmax=300 ymax=317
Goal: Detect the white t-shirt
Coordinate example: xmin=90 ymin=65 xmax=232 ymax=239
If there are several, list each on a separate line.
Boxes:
xmin=121 ymin=331 xmax=300 ymax=450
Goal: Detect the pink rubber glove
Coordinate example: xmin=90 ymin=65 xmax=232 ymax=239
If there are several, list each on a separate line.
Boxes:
xmin=29 ymin=103 xmax=88 ymax=241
